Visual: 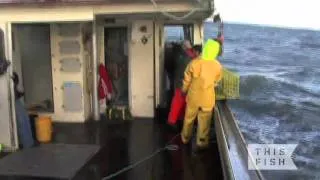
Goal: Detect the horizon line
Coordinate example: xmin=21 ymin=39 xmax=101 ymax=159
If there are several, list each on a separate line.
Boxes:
xmin=205 ymin=19 xmax=320 ymax=32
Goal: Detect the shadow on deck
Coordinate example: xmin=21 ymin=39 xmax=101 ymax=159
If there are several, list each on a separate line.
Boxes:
xmin=0 ymin=115 xmax=223 ymax=180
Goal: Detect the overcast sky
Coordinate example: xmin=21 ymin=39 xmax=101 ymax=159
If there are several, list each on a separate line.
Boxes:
xmin=214 ymin=0 xmax=320 ymax=30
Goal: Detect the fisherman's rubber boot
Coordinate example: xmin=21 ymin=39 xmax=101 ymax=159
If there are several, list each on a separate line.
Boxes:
xmin=195 ymin=143 xmax=210 ymax=153
xmin=181 ymin=139 xmax=192 ymax=155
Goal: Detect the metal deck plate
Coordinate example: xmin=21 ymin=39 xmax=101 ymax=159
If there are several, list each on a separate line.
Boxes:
xmin=0 ymin=144 xmax=100 ymax=179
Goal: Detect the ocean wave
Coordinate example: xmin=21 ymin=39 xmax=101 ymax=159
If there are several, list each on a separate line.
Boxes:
xmin=239 ymin=75 xmax=270 ymax=96
xmin=232 ymin=98 xmax=300 ymax=120
xmin=247 ymin=46 xmax=263 ymax=52
xmin=294 ymin=155 xmax=320 ymax=171
xmin=300 ymin=42 xmax=320 ymax=49
xmin=202 ymin=22 xmax=320 ymax=180
xmin=240 ymin=74 xmax=320 ymax=98
xmin=225 ymin=37 xmax=237 ymax=42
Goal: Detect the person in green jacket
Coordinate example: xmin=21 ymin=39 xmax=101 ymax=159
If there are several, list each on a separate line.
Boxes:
xmin=173 ymin=40 xmax=197 ymax=90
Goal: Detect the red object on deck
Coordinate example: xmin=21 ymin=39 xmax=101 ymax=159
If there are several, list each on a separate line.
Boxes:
xmin=168 ymin=88 xmax=186 ymax=125
xmin=98 ymin=64 xmax=113 ymax=100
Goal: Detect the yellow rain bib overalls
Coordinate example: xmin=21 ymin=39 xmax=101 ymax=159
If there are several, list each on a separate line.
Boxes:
xmin=181 ymin=39 xmax=223 ymax=147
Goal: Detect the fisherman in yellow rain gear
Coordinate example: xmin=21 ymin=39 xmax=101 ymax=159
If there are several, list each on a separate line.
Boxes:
xmin=181 ymin=39 xmax=223 ymax=149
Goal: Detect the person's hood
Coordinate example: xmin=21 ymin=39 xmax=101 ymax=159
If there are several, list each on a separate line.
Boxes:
xmin=201 ymin=39 xmax=220 ymax=61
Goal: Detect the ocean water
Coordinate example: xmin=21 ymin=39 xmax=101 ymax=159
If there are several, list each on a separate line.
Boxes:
xmin=167 ymin=23 xmax=320 ymax=180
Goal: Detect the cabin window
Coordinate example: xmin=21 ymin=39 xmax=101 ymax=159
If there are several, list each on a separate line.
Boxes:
xmin=164 ymin=24 xmax=194 ymax=43
xmin=12 ymin=24 xmax=54 ymax=112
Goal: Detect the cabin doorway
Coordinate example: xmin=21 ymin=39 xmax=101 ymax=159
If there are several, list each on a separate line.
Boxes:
xmin=12 ymin=24 xmax=54 ymax=112
xmin=104 ymin=27 xmax=129 ymax=106
xmin=163 ymin=24 xmax=193 ymax=105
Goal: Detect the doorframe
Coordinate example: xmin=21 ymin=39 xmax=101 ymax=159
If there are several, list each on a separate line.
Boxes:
xmin=13 ymin=23 xmax=55 ymax=113
xmin=0 ymin=22 xmax=19 ymax=151
xmin=154 ymin=21 xmax=165 ymax=108
xmin=7 ymin=22 xmax=19 ymax=151
xmin=102 ymin=24 xmax=131 ymax=109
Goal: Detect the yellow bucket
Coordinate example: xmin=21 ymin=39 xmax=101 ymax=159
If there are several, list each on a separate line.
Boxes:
xmin=35 ymin=116 xmax=53 ymax=143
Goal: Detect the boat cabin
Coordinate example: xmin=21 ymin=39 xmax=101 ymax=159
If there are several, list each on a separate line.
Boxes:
xmin=0 ymin=2 xmax=267 ymax=180
xmin=0 ymin=0 xmax=214 ymax=150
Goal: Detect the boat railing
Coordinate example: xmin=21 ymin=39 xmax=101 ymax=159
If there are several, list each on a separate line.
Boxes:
xmin=215 ymin=100 xmax=266 ymax=180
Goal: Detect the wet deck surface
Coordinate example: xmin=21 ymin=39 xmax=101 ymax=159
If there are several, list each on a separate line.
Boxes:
xmin=0 ymin=117 xmax=223 ymax=180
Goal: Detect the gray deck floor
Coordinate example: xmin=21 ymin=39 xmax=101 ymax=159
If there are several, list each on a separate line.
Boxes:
xmin=0 ymin=117 xmax=223 ymax=180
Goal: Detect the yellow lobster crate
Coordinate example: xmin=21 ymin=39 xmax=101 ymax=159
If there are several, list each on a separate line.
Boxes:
xmin=215 ymin=68 xmax=240 ymax=100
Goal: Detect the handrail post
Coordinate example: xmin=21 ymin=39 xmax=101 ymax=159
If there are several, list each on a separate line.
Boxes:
xmin=92 ymin=19 xmax=99 ymax=121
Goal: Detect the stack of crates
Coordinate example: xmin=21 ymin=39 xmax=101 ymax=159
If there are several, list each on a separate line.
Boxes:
xmin=215 ymin=68 xmax=240 ymax=100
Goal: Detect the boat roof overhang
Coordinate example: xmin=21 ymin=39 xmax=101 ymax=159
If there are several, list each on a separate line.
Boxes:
xmin=0 ymin=0 xmax=214 ymax=23
xmin=95 ymin=11 xmax=212 ymax=23
xmin=0 ymin=0 xmax=212 ymax=7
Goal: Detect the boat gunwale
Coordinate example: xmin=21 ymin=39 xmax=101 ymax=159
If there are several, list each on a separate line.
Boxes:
xmin=216 ymin=101 xmax=266 ymax=180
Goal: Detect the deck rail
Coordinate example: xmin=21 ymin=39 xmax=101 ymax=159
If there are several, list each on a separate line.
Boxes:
xmin=215 ymin=100 xmax=266 ymax=180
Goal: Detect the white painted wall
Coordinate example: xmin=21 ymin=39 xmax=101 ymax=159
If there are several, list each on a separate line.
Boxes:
xmin=0 ymin=73 xmax=14 ymax=148
xmin=193 ymin=22 xmax=204 ymax=45
xmin=0 ymin=22 xmax=19 ymax=150
xmin=130 ymin=20 xmax=154 ymax=117
xmin=50 ymin=23 xmax=91 ymax=122
xmin=82 ymin=22 xmax=94 ymax=120
xmin=154 ymin=21 xmax=165 ymax=107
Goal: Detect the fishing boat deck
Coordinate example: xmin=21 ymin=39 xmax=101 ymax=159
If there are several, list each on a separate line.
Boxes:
xmin=0 ymin=116 xmax=223 ymax=180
